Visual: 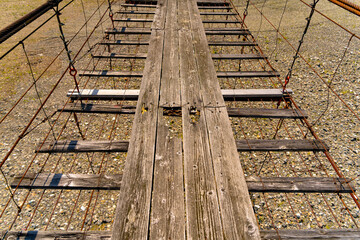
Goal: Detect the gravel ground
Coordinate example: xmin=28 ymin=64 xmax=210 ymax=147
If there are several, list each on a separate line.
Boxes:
xmin=0 ymin=0 xmax=359 ymax=236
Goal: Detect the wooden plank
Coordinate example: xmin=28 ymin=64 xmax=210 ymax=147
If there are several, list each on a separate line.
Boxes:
xmin=111 ymin=0 xmax=167 ymax=237
xmin=0 ymin=231 xmax=111 ymax=240
xmin=121 ymin=3 xmax=157 ymax=8
xmin=247 ymin=176 xmax=353 ymax=193
xmin=98 ymin=40 xmax=149 ymax=45
xmin=178 ymin=0 xmax=224 ymax=236
xmin=236 ymin=139 xmax=329 ymax=152
xmin=149 ymin=113 xmax=185 ymax=238
xmin=186 ymin=0 xmax=260 ymax=237
xmin=203 ymin=19 xmax=240 ymax=23
xmin=12 ymin=173 xmax=353 ymax=194
xmin=60 ymin=103 xmax=136 ymax=114
xmin=105 ymin=27 xmax=151 ymax=35
xmin=200 ymin=12 xmax=236 ymax=15
xmin=67 ymin=89 xmax=140 ymax=100
xmin=11 ymin=173 xmax=122 ymax=190
xmin=217 ymin=71 xmax=279 ymax=78
xmin=61 ymin=103 xmax=308 ymax=119
xmin=116 ymin=10 xmax=155 ymax=14
xmin=68 ymin=89 xmax=292 ymax=101
xmin=212 ymin=54 xmax=266 ymax=60
xmin=222 ymin=89 xmax=293 ymax=101
xmin=92 ymin=53 xmax=147 ymax=59
xmin=208 ymin=41 xmax=257 ymax=46
xmin=206 ymin=30 xmax=250 ymax=35
xmin=4 ymin=229 xmax=360 ymax=240
xmin=79 ymin=70 xmax=143 ymax=78
xmin=36 ymin=139 xmax=325 ymax=154
xmin=114 ymin=18 xmax=153 ymax=22
xmin=159 ymin=0 xmax=181 ymax=108
xmin=198 ymin=6 xmax=232 ymax=9
xmin=36 ymin=140 xmax=129 ymax=153
xmin=261 ymin=229 xmax=360 ymax=239
xmin=228 ymin=107 xmax=308 ymax=119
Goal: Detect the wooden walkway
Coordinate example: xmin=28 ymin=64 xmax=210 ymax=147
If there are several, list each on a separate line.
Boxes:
xmin=8 ymin=0 xmax=359 ymax=239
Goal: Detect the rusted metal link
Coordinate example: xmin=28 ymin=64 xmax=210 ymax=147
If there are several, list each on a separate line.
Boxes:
xmin=0 ymin=0 xmax=63 ymax=44
xmin=328 ymin=0 xmax=360 ymax=16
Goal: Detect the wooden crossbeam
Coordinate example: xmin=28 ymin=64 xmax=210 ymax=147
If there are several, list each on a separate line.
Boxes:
xmin=200 ymin=12 xmax=236 ymax=15
xmin=205 ymin=30 xmax=250 ymax=35
xmin=208 ymin=41 xmax=257 ymax=46
xmin=105 ymin=27 xmax=151 ymax=34
xmin=12 ymin=173 xmax=352 ymax=193
xmin=114 ymin=18 xmax=154 ymax=22
xmin=212 ymin=54 xmax=266 ymax=60
xmin=61 ymin=104 xmax=307 ymax=119
xmin=67 ymin=89 xmax=292 ymax=101
xmin=4 ymin=229 xmax=360 ymax=240
xmin=116 ymin=10 xmax=155 ymax=14
xmin=78 ymin=70 xmax=143 ymax=77
xmin=121 ymin=3 xmax=157 ymax=8
xmin=36 ymin=139 xmax=325 ymax=153
xmin=203 ymin=19 xmax=239 ymax=23
xmin=217 ymin=71 xmax=280 ymax=78
xmin=227 ymin=108 xmax=308 ymax=119
xmin=236 ymin=139 xmax=329 ymax=152
xmin=92 ymin=53 xmax=147 ymax=59
xmin=98 ymin=40 xmax=150 ymax=45
xmin=36 ymin=140 xmax=129 ymax=153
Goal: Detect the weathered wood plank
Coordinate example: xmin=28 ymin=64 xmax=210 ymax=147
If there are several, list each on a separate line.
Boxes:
xmin=206 ymin=30 xmax=250 ymax=35
xmin=61 ymin=104 xmax=307 ymax=119
xmin=11 ymin=173 xmax=122 ymax=190
xmin=200 ymin=12 xmax=236 ymax=15
xmin=187 ymin=0 xmax=260 ymax=237
xmin=247 ymin=176 xmax=353 ymax=193
xmin=92 ymin=53 xmax=147 ymax=59
xmin=0 ymin=231 xmax=111 ymax=240
xmin=217 ymin=71 xmax=279 ymax=78
xmin=149 ymin=111 xmax=185 ymax=238
xmin=98 ymin=40 xmax=149 ymax=45
xmin=60 ymin=103 xmax=136 ymax=114
xmin=228 ymin=108 xmax=308 ymax=119
xmin=111 ymin=0 xmax=167 ymax=237
xmin=68 ymin=89 xmax=292 ymax=101
xmin=208 ymin=41 xmax=257 ymax=46
xmin=236 ymin=139 xmax=329 ymax=152
xmin=105 ymin=27 xmax=151 ymax=35
xmin=79 ymin=70 xmax=143 ymax=78
xmin=261 ymin=229 xmax=360 ymax=239
xmin=159 ymin=0 xmax=181 ymax=108
xmin=121 ymin=3 xmax=157 ymax=8
xmin=116 ymin=10 xmax=155 ymax=14
xmin=179 ymin=0 xmax=224 ymax=237
xmin=12 ymin=173 xmax=353 ymax=194
xmin=114 ymin=18 xmax=153 ymax=22
xmin=4 ymin=229 xmax=360 ymax=240
xmin=36 ymin=140 xmax=129 ymax=153
xmin=212 ymin=54 xmax=266 ymax=60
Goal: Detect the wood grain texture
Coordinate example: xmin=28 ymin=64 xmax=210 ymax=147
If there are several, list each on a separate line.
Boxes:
xmin=261 ymin=229 xmax=360 ymax=239
xmin=217 ymin=71 xmax=279 ymax=78
xmin=0 ymin=231 xmax=111 ymax=240
xmin=60 ymin=103 xmax=136 ymax=114
xmin=179 ymin=0 xmax=224 ymax=237
xmin=187 ymin=0 xmax=261 ymax=237
xmin=36 ymin=140 xmax=129 ymax=153
xmin=111 ymin=0 xmax=167 ymax=237
xmin=247 ymin=177 xmax=354 ymax=193
xmin=79 ymin=70 xmax=143 ymax=78
xmin=236 ymin=139 xmax=329 ymax=152
xmin=227 ymin=108 xmax=308 ymax=119
xmin=11 ymin=173 xmax=122 ymax=190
